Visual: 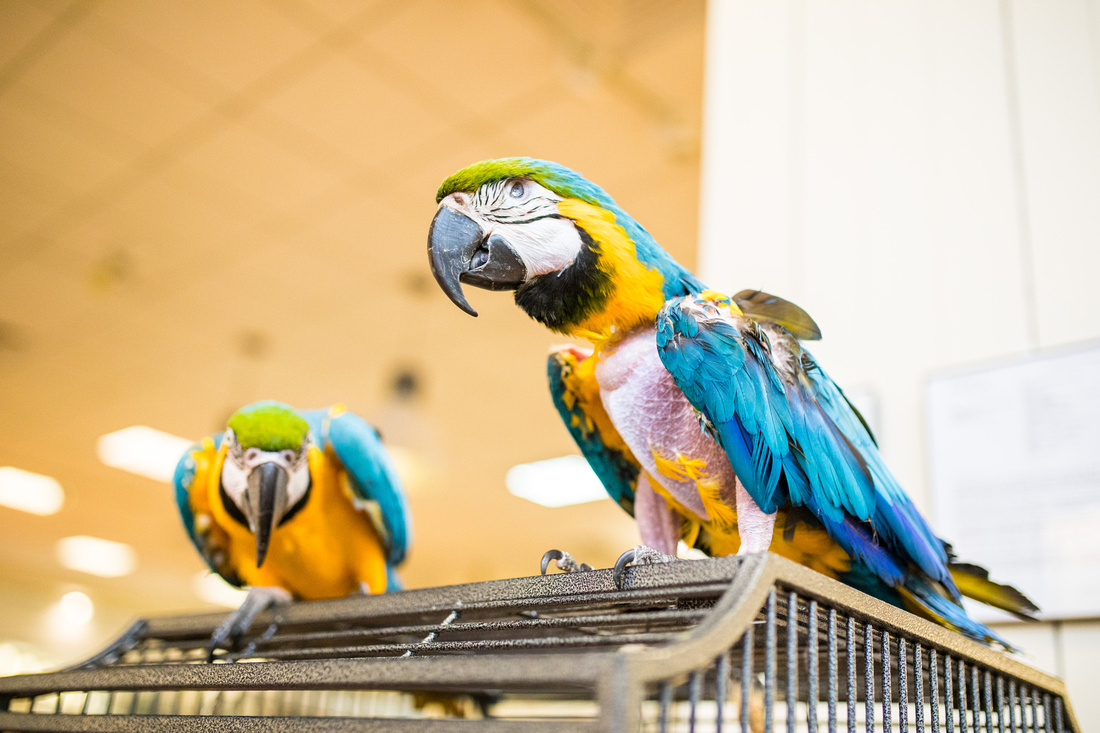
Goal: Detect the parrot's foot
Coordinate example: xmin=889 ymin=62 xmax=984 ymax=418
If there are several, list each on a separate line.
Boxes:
xmin=207 ymin=586 xmax=292 ymax=662
xmin=613 ymin=545 xmax=677 ymax=589
xmin=540 ymin=549 xmax=594 ymax=575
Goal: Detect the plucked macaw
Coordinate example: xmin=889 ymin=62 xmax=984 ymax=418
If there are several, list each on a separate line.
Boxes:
xmin=426 ymin=157 xmax=1037 ymax=646
xmin=174 ymin=401 xmax=411 ymax=653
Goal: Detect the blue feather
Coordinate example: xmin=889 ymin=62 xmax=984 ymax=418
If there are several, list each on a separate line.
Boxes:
xmin=172 ymin=432 xmax=225 ymax=578
xmin=802 ymin=357 xmax=953 ymax=592
xmin=655 ymin=296 xmax=963 ymax=605
xmin=303 ymin=408 xmax=413 ymax=568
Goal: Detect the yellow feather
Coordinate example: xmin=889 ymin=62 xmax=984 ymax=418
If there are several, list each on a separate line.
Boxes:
xmin=652 ymin=451 xmax=709 ymax=483
xmin=194 ymin=443 xmax=388 ymax=599
xmin=559 ymin=350 xmax=636 ymax=462
xmin=556 ymin=198 xmax=667 ymax=339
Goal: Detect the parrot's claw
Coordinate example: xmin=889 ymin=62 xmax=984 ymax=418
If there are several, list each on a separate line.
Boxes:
xmin=207 ymin=586 xmax=292 ymax=662
xmin=613 ymin=545 xmax=677 ymax=589
xmin=540 ymin=549 xmax=594 ymax=576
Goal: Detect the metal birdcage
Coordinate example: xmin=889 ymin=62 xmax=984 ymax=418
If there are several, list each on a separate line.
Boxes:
xmin=0 ymin=553 xmax=1079 ymax=732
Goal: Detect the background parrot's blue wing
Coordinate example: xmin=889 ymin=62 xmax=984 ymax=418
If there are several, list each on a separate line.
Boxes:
xmin=172 ymin=432 xmax=237 ymax=582
xmin=548 ymin=348 xmax=640 ymax=514
xmin=173 ymin=443 xmax=203 ymax=550
xmin=302 ymin=408 xmax=412 ymax=574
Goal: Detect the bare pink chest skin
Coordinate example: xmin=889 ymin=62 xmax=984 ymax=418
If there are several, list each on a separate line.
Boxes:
xmin=593 ymin=327 xmax=736 ymax=520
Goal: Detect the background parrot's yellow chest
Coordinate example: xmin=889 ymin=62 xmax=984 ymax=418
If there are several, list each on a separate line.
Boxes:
xmin=205 ymin=448 xmax=387 ymax=600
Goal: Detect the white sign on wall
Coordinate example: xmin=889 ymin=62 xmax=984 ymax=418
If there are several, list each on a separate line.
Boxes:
xmin=927 ymin=342 xmax=1100 ymax=621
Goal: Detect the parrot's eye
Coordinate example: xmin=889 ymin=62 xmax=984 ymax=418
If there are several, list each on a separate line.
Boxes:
xmin=244 ymin=448 xmax=260 ymax=463
xmin=281 ymin=450 xmax=297 ymax=465
xmin=471 ymin=243 xmax=490 ymax=270
xmin=508 ymin=180 xmax=525 ymax=199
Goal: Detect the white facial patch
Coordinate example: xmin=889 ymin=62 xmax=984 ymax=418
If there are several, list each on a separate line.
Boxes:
xmin=441 ymin=178 xmax=585 ymax=280
xmin=283 ymin=449 xmax=311 ymax=511
xmin=493 ymin=216 xmax=583 ymax=278
xmin=219 ymin=429 xmax=313 ymax=518
xmin=220 ymin=429 xmax=249 ymax=509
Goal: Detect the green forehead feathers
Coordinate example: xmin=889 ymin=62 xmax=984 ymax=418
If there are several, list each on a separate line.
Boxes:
xmin=227 ymin=401 xmax=310 ymax=451
xmin=436 ymin=158 xmax=559 ymax=202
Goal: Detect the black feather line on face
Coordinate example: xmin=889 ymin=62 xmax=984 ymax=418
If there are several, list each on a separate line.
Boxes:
xmin=219 ymin=482 xmax=249 ymax=528
xmin=278 ymin=475 xmax=312 ymax=526
xmin=513 ymin=225 xmax=612 ymax=332
xmin=218 ymin=473 xmax=312 ymax=530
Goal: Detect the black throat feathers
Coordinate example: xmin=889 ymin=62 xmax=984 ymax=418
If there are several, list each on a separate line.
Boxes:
xmin=513 ymin=225 xmax=612 ymax=333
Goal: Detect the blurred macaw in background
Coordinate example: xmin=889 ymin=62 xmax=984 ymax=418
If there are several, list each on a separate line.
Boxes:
xmin=426 ymin=157 xmax=1036 ymax=646
xmin=174 ymin=401 xmax=411 ymax=654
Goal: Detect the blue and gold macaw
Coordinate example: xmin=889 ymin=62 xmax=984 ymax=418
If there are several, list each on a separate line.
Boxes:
xmin=174 ymin=401 xmax=411 ymax=651
xmin=426 ymin=157 xmax=1036 ymax=645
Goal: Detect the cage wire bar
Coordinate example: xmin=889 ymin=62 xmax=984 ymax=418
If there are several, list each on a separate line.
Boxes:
xmin=0 ymin=553 xmax=1078 ymax=732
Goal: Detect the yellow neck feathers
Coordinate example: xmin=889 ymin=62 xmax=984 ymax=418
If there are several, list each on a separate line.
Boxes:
xmin=556 ymin=198 xmax=667 ymax=343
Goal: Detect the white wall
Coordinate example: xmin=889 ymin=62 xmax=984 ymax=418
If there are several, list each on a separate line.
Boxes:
xmin=700 ymin=0 xmax=1100 ymax=725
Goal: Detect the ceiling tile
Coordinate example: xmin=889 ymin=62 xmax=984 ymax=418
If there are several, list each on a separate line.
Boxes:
xmin=271 ymin=0 xmax=391 ymax=31
xmin=0 ymin=153 xmax=77 ymax=245
xmin=30 ymin=174 xmax=261 ymax=293
xmin=507 ymin=88 xmax=661 ymax=183
xmin=0 ymin=0 xmax=64 ymax=69
xmin=175 ymin=118 xmax=346 ymax=222
xmin=13 ymin=25 xmax=208 ymax=150
xmin=382 ymin=128 xmax=521 ymax=202
xmin=258 ymin=53 xmax=450 ymax=169
xmin=361 ymin=0 xmax=564 ymax=117
xmin=90 ymin=0 xmax=317 ymax=93
xmin=621 ymin=17 xmax=706 ymax=132
xmin=0 ymin=85 xmax=128 ymax=199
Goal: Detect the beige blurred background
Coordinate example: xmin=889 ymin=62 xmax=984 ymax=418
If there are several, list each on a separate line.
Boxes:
xmin=0 ymin=0 xmax=704 ymax=671
xmin=1 ymin=0 xmax=1099 ymax=726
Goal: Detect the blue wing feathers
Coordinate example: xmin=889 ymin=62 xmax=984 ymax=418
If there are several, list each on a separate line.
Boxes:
xmin=172 ymin=443 xmax=202 ymax=550
xmin=657 ymin=296 xmax=960 ymax=601
xmin=172 ymin=433 xmax=225 ymax=577
xmin=303 ymin=408 xmax=412 ymax=567
xmin=802 ymin=360 xmax=953 ymax=590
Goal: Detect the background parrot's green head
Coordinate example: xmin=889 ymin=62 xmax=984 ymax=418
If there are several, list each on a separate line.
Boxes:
xmin=221 ymin=401 xmax=314 ymax=568
xmin=227 ymin=401 xmax=310 ymax=451
xmin=428 ymin=157 xmax=704 ymax=336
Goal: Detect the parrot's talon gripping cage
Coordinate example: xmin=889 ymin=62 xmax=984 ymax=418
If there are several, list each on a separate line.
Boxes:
xmin=0 ymin=553 xmax=1077 ymax=732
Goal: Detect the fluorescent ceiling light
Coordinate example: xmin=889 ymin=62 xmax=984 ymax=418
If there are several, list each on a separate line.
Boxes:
xmin=97 ymin=426 xmax=194 ymax=483
xmin=505 ymin=455 xmax=608 ymax=508
xmin=192 ymin=572 xmax=248 ymax=608
xmin=56 ymin=536 xmax=137 ymax=578
xmin=0 ymin=467 xmax=64 ymax=515
xmin=58 ymin=591 xmax=94 ymax=626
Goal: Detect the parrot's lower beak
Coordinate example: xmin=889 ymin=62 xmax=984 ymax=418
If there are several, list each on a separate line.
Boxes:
xmin=246 ymin=462 xmax=289 ymax=569
xmin=427 ymin=205 xmax=527 ymax=317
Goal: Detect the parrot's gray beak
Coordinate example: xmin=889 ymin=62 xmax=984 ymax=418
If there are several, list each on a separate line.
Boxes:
xmin=427 ymin=205 xmax=528 ymax=317
xmin=246 ymin=462 xmax=289 ymax=569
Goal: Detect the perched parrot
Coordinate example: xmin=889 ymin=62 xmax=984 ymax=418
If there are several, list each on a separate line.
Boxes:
xmin=426 ymin=157 xmax=1037 ymax=645
xmin=174 ymin=401 xmax=411 ymax=653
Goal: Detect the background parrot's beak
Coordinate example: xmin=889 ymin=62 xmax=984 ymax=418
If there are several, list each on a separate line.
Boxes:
xmin=246 ymin=462 xmax=289 ymax=568
xmin=427 ymin=206 xmax=527 ymax=317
